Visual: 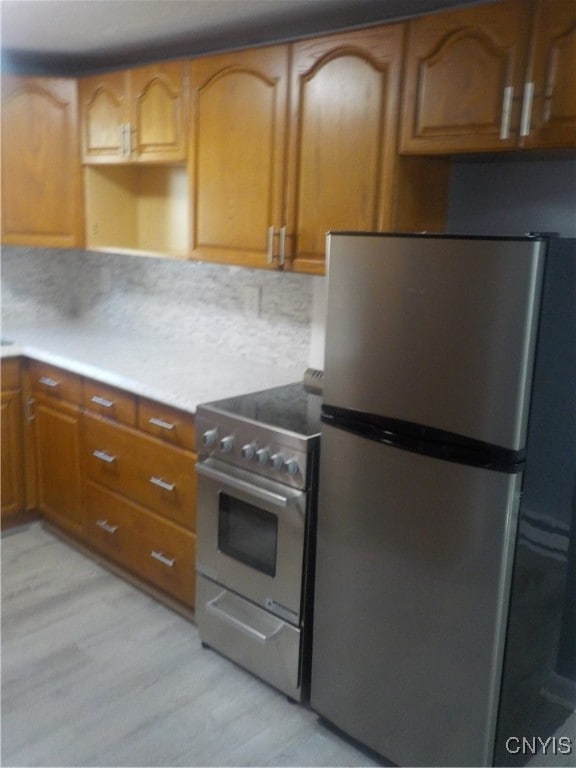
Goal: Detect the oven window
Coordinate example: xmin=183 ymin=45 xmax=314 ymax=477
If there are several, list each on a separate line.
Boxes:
xmin=218 ymin=493 xmax=278 ymax=577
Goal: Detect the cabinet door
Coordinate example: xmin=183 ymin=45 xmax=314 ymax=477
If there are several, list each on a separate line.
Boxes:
xmin=1 ymin=388 xmax=24 ymax=520
xmin=286 ymin=26 xmax=404 ymax=274
xmin=130 ymin=61 xmax=188 ymax=162
xmin=400 ymin=0 xmax=532 ymax=153
xmin=523 ymin=0 xmax=576 ymax=148
xmin=189 ymin=46 xmax=289 ymax=268
xmin=1 ymin=76 xmax=84 ymax=247
xmin=35 ymin=399 xmax=84 ymax=538
xmin=80 ymin=71 xmax=129 ymax=163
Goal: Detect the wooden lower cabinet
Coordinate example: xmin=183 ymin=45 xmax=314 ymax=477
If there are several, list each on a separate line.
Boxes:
xmin=84 ymin=413 xmax=196 ymax=531
xmin=83 ymin=405 xmax=197 ymax=610
xmin=15 ymin=358 xmax=197 ymax=612
xmin=34 ymin=398 xmax=84 ymax=537
xmin=86 ymin=482 xmax=196 ymax=609
xmin=1 ymin=358 xmax=25 ymax=522
xmin=9 ymin=358 xmax=196 ymax=616
xmin=28 ymin=361 xmax=84 ymax=537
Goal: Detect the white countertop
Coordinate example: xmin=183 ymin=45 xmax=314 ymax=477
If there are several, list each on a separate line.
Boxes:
xmin=1 ymin=322 xmax=304 ymax=414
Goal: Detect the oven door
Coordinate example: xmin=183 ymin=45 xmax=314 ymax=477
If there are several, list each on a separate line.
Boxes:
xmin=196 ymin=458 xmax=307 ymax=625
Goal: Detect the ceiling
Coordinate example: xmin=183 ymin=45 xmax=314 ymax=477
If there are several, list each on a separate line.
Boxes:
xmin=0 ymin=0 xmax=480 ymax=75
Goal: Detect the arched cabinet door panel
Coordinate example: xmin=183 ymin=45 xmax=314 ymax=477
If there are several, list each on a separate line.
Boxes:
xmin=80 ymin=71 xmax=127 ymax=162
xmin=80 ymin=61 xmax=188 ymax=164
xmin=131 ymin=62 xmax=188 ymax=162
xmin=400 ymin=0 xmax=532 ymax=153
xmin=1 ymin=77 xmax=84 ymax=247
xmin=523 ymin=0 xmax=576 ymax=149
xmin=189 ymin=46 xmax=289 ymax=269
xmin=286 ymin=25 xmax=404 ymax=274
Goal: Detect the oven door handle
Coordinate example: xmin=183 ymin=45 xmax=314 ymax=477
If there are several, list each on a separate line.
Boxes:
xmin=196 ymin=461 xmax=299 ymax=509
xmin=207 ymin=591 xmax=284 ymax=644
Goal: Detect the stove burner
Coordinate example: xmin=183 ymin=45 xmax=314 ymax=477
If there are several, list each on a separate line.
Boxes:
xmin=202 ymin=382 xmax=321 ymax=436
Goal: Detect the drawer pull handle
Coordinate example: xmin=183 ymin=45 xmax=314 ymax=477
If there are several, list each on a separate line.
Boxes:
xmin=25 ymin=398 xmax=36 ymax=422
xmin=96 ymin=519 xmax=118 ymax=534
xmin=93 ymin=449 xmax=116 ymax=464
xmin=39 ymin=376 xmax=59 ymax=388
xmin=91 ymin=395 xmax=114 ymax=408
xmin=148 ymin=417 xmax=175 ymax=431
xmin=150 ymin=550 xmax=175 ymax=568
xmin=149 ymin=476 xmax=175 ymax=492
xmin=500 ymin=85 xmax=513 ymax=140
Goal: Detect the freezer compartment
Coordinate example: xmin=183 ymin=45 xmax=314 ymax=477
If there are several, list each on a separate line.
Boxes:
xmin=196 ymin=574 xmax=303 ymax=701
xmin=324 ymin=233 xmax=545 ymax=451
xmin=311 ymin=422 xmax=523 ymax=766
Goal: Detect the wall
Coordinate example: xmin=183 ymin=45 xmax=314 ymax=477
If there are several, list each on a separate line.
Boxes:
xmin=3 ymin=157 xmax=574 ymax=373
xmin=447 ymin=156 xmax=576 ymax=237
xmin=1 ymin=247 xmax=314 ymax=370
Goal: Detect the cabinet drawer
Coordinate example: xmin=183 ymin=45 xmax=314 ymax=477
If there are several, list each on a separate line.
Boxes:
xmin=2 ymin=357 xmax=21 ymax=390
xmin=138 ymin=398 xmax=195 ymax=451
xmin=29 ymin=361 xmax=82 ymax=405
xmin=86 ymin=482 xmax=130 ymax=564
xmin=83 ymin=378 xmax=137 ymax=426
xmin=84 ymin=414 xmax=196 ymax=530
xmin=86 ymin=482 xmax=196 ymax=608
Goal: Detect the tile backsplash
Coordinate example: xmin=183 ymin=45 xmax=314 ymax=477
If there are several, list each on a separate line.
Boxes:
xmin=1 ymin=247 xmax=318 ymax=369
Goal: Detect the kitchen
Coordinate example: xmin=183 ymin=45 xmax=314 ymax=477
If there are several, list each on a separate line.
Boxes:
xmin=1 ymin=0 xmax=575 ymax=766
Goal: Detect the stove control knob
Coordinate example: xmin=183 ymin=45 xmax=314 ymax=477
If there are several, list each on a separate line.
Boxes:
xmin=283 ymin=458 xmax=299 ymax=476
xmin=256 ymin=448 xmax=270 ymax=465
xmin=219 ymin=435 xmax=234 ymax=453
xmin=202 ymin=428 xmax=218 ymax=448
xmin=241 ymin=443 xmax=256 ymax=460
xmin=270 ymin=453 xmax=285 ymax=471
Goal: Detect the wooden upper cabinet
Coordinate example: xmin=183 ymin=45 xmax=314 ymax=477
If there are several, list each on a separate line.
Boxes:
xmin=522 ymin=0 xmax=576 ymax=148
xmin=1 ymin=76 xmax=84 ymax=247
xmin=80 ymin=71 xmax=127 ymax=162
xmin=131 ymin=62 xmax=188 ymax=162
xmin=286 ymin=26 xmax=404 ymax=273
xmin=189 ymin=46 xmax=289 ymax=268
xmin=80 ymin=61 xmax=188 ymax=163
xmin=400 ymin=0 xmax=533 ymax=153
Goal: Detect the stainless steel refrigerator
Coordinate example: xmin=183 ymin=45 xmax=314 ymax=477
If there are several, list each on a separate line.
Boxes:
xmin=311 ymin=233 xmax=575 ymax=767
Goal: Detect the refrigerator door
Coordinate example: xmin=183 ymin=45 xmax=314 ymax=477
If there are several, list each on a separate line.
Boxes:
xmin=311 ymin=423 xmax=522 ymax=767
xmin=324 ymin=234 xmax=546 ymax=451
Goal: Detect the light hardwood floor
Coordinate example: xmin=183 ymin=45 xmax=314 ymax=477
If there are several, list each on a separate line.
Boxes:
xmin=3 ymin=524 xmax=574 ymax=767
xmin=1 ymin=523 xmax=381 ymax=768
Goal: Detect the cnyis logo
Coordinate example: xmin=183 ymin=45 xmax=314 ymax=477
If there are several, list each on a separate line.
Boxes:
xmin=505 ymin=736 xmax=573 ymax=756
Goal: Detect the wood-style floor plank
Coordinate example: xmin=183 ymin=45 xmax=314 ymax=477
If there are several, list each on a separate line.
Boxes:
xmin=2 ymin=523 xmax=380 ymax=767
xmin=4 ymin=523 xmax=573 ymax=767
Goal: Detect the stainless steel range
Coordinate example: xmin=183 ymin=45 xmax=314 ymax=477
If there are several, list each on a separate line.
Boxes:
xmin=195 ymin=381 xmax=321 ymax=701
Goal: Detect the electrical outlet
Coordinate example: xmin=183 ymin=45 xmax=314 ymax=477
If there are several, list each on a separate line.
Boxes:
xmin=244 ymin=285 xmax=261 ymax=317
